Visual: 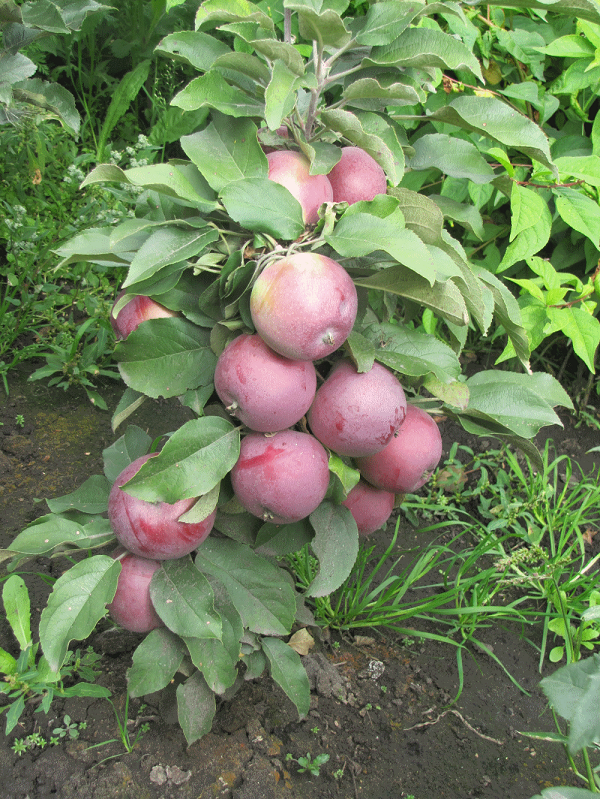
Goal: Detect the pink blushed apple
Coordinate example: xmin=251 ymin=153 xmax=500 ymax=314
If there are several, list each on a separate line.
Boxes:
xmin=108 ymin=454 xmax=216 ymax=560
xmin=230 ymin=430 xmax=330 ymax=524
xmin=110 ymin=292 xmax=178 ymax=340
xmin=266 ymin=150 xmax=333 ymax=225
xmin=307 ymin=360 xmax=407 ymax=456
xmin=327 ymin=146 xmax=387 ymax=205
xmin=355 ymin=404 xmax=443 ymax=494
xmin=250 ymin=252 xmax=358 ymax=361
xmin=107 ymin=550 xmax=164 ymax=633
xmin=214 ymin=333 xmax=317 ymax=432
xmin=342 ymin=480 xmax=395 ymax=536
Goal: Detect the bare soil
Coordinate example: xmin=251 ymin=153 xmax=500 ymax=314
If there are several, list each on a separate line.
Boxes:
xmin=1 ymin=363 xmax=599 ymax=799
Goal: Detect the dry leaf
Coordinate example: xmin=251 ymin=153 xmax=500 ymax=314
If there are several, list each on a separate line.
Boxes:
xmin=583 ymin=527 xmax=598 ymax=546
xmin=288 ymin=628 xmax=314 ymax=656
xmin=355 ymin=636 xmax=375 ymax=647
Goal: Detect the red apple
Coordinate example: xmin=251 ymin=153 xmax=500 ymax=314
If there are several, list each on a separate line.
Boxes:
xmin=108 ymin=454 xmax=216 ymax=560
xmin=327 ymin=146 xmax=387 ymax=205
xmin=250 ymin=252 xmax=358 ymax=361
xmin=230 ymin=430 xmax=330 ymax=524
xmin=266 ymin=150 xmax=333 ymax=224
xmin=110 ymin=292 xmax=178 ymax=340
xmin=355 ymin=404 xmax=443 ymax=494
xmin=107 ymin=550 xmax=163 ymax=633
xmin=307 ymin=360 xmax=407 ymax=456
xmin=342 ymin=480 xmax=395 ymax=536
xmin=214 ymin=333 xmax=317 ymax=432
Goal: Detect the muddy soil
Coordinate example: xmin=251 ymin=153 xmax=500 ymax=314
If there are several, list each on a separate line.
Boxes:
xmin=1 ymin=364 xmax=599 ymax=799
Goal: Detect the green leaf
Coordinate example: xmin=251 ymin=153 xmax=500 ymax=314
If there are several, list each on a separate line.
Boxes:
xmin=8 ymin=514 xmax=115 ymax=557
xmin=180 ymin=113 xmax=267 ymax=192
xmin=171 ymin=69 xmax=263 ymax=116
xmin=195 ymin=0 xmax=275 ymax=31
xmin=485 ymin=0 xmax=600 ymax=25
xmin=122 ymin=417 xmax=239 ymax=503
xmin=555 ymin=188 xmax=600 ymax=245
xmin=410 ymin=134 xmax=494 ymax=184
xmin=265 ymin=59 xmax=301 ymax=131
xmin=150 ymin=558 xmax=222 ymax=639
xmin=555 ymin=155 xmax=600 ymax=187
xmin=155 ymin=30 xmax=232 ymax=70
xmin=498 ymin=185 xmax=552 ymax=271
xmin=184 ymin=636 xmax=238 ymax=694
xmin=13 ymin=77 xmax=81 ymax=135
xmin=355 ymin=0 xmax=422 ymax=46
xmin=430 ymin=195 xmax=485 ymax=240
xmin=327 ymin=211 xmax=436 ymax=284
xmin=0 ymin=648 xmax=18 ymax=677
xmin=305 ymin=501 xmax=358 ymax=597
xmin=365 ymin=27 xmax=483 ymax=81
xmin=262 ymin=636 xmax=310 ymax=718
xmin=547 ymin=306 xmax=600 ymax=373
xmin=45 ymin=475 xmax=111 ymax=515
xmin=115 ymin=317 xmax=217 ymax=399
xmin=176 ymin=671 xmax=216 ymax=746
xmin=254 ymin=519 xmax=314 ymax=558
xmin=220 ymin=177 xmax=305 ymax=239
xmin=3 ymin=576 xmax=31 ymax=651
xmin=286 ymin=1 xmax=352 ymax=48
xmin=102 ymin=425 xmax=152 ymax=483
xmin=328 ymin=454 xmax=360 ymax=497
xmin=127 ymin=628 xmax=187 ymax=697
xmin=39 ymin=555 xmax=121 ymax=672
xmin=427 ymin=96 xmax=556 ymax=177
xmin=97 ymin=59 xmax=151 ymax=159
xmin=536 ymin=35 xmax=596 ymax=58
xmin=195 ymin=538 xmax=296 ymax=635
xmin=21 ymin=1 xmax=69 ymax=32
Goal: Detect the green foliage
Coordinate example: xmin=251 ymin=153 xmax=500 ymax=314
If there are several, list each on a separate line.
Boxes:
xmin=0 ymin=575 xmax=109 ymax=735
xmin=286 ymin=751 xmax=330 ymax=776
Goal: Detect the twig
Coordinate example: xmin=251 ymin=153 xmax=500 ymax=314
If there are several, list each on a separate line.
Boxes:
xmin=404 ymin=708 xmax=504 ymax=745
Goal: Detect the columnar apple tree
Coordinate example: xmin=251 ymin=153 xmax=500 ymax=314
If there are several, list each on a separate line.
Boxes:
xmin=3 ymin=0 xmax=574 ymax=745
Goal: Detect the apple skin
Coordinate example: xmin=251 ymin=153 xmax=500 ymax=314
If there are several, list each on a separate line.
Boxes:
xmin=355 ymin=404 xmax=443 ymax=494
xmin=266 ymin=150 xmax=333 ymax=225
xmin=108 ymin=454 xmax=216 ymax=560
xmin=214 ymin=333 xmax=317 ymax=432
xmin=307 ymin=360 xmax=407 ymax=457
xmin=107 ymin=551 xmax=164 ymax=633
xmin=250 ymin=252 xmax=358 ymax=361
xmin=230 ymin=430 xmax=330 ymax=524
xmin=342 ymin=480 xmax=395 ymax=536
xmin=111 ymin=292 xmax=178 ymax=340
xmin=327 ymin=147 xmax=387 ymax=205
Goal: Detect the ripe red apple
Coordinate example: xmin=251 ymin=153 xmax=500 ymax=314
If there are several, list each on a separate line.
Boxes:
xmin=250 ymin=252 xmax=358 ymax=361
xmin=327 ymin=146 xmax=387 ymax=205
xmin=355 ymin=404 xmax=443 ymax=494
xmin=230 ymin=430 xmax=330 ymax=524
xmin=214 ymin=333 xmax=317 ymax=432
xmin=342 ymin=480 xmax=395 ymax=536
xmin=266 ymin=150 xmax=333 ymax=225
xmin=108 ymin=454 xmax=216 ymax=560
xmin=307 ymin=360 xmax=407 ymax=456
xmin=111 ymin=292 xmax=178 ymax=340
xmin=107 ymin=550 xmax=164 ymax=633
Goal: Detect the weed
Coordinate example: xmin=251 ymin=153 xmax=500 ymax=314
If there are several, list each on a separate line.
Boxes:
xmin=85 ymin=691 xmax=152 ymax=765
xmin=52 ymin=715 xmax=86 ymax=740
xmin=15 ymin=415 xmax=24 ymax=428
xmin=285 ymin=752 xmax=330 ymax=777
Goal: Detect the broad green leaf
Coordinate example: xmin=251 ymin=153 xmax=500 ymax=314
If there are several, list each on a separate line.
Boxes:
xmin=184 ymin=636 xmax=238 ymax=694
xmin=365 ymin=27 xmax=483 ymax=81
xmin=254 ymin=519 xmax=314 ymax=558
xmin=342 ymin=76 xmax=422 ymax=108
xmin=150 ymin=558 xmax=222 ymax=640
xmin=180 ymin=113 xmax=267 ymax=192
xmin=123 ymin=227 xmax=219 ymax=287
xmin=327 ymin=211 xmax=436 ymax=284
xmin=355 ymin=267 xmax=469 ymax=328
xmin=429 ymin=195 xmax=485 ymax=240
xmin=344 ymin=329 xmax=376 ymax=372
xmin=389 ymin=187 xmax=444 ymax=245
xmin=45 ymin=475 xmax=111 ymax=515
xmin=0 ymin=53 xmax=37 ymax=85
xmin=410 ymin=134 xmax=494 ymax=184
xmin=102 ymin=425 xmax=152 ymax=483
xmin=127 ymin=628 xmax=187 ymax=697
xmin=485 ymin=0 xmax=600 ymax=25
xmin=3 ymin=576 xmax=31 ymax=651
xmin=122 ymin=417 xmax=239 ymax=503
xmin=178 ymin=484 xmax=220 ymax=523
xmin=540 ymin=654 xmax=600 ymax=722
xmin=305 ymin=502 xmax=358 ymax=597
xmin=54 ymin=226 xmax=130 ymax=268
xmin=547 ymin=305 xmax=600 ymax=373
xmin=195 ymin=538 xmax=296 ymax=635
xmin=248 ymin=38 xmax=306 ymax=76
xmin=498 ymin=185 xmax=552 ymax=271
xmin=97 ymin=59 xmax=151 ymax=158
xmin=353 ymin=111 xmax=406 ymax=186
xmin=328 ymin=454 xmax=360 ymax=497
xmin=0 ymin=648 xmax=17 ymax=677
xmin=262 ymin=636 xmax=310 ymax=718
xmin=555 ymin=155 xmax=600 ymax=187
xmin=355 ymin=0 xmax=422 ymax=46
xmin=195 ymin=0 xmax=275 ymax=31
xmin=171 ymin=70 xmax=263 ymax=117
xmin=155 ymin=30 xmax=232 ymax=70
xmin=177 ymin=671 xmax=216 ymax=746
xmin=427 ymin=96 xmax=556 ymax=177
xmin=220 ymin=177 xmax=305 ymax=239
xmin=21 ymin=1 xmax=70 ymax=32
xmin=265 ymin=59 xmax=300 ymax=131
xmin=536 ymin=35 xmax=596 ymax=58
xmin=555 ymin=188 xmax=600 ymax=245
xmin=8 ymin=514 xmax=115 ymax=556
xmin=212 ymin=51 xmax=272 ymax=84
xmin=424 ymin=374 xmax=470 ymax=410
xmin=115 ymin=317 xmax=217 ymax=399
xmin=362 ymin=322 xmax=462 ymax=382
xmin=13 ymin=77 xmax=80 ymax=135
xmin=39 ymin=555 xmax=121 ymax=672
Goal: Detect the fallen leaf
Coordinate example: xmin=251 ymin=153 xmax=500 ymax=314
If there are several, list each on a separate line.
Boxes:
xmin=288 ymin=628 xmax=314 ymax=656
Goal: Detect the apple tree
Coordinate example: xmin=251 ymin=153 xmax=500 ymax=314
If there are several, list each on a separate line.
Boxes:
xmin=2 ymin=0 xmax=577 ymax=744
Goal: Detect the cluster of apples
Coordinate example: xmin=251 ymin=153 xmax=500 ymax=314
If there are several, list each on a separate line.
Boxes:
xmin=106 ymin=140 xmax=443 ymax=633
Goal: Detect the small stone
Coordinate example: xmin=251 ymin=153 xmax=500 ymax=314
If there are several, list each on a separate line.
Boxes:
xmin=150 ymin=765 xmax=167 ymax=785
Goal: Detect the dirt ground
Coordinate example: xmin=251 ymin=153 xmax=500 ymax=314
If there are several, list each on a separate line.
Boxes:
xmin=1 ymin=363 xmax=599 ymax=799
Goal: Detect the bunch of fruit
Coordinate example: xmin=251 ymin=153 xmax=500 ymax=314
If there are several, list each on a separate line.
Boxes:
xmin=107 ymin=140 xmax=442 ymax=633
